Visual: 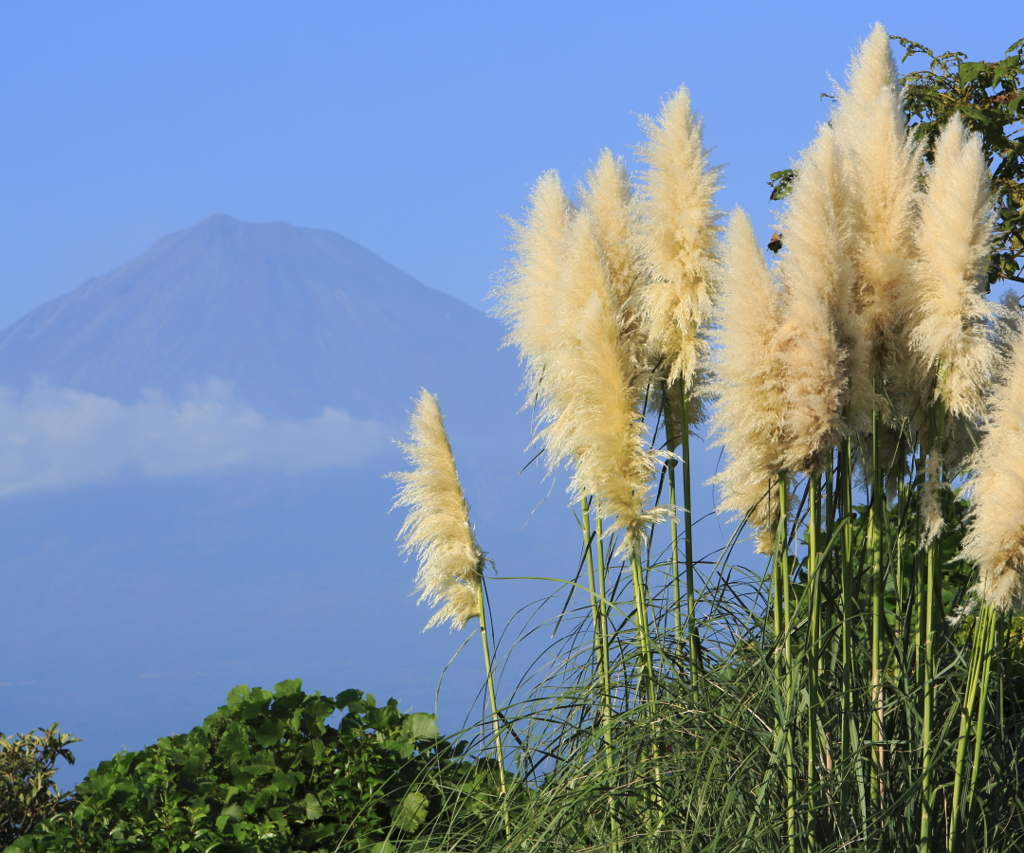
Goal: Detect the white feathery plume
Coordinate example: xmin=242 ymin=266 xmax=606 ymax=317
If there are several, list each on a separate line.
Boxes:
xmin=391 ymin=390 xmax=483 ymax=631
xmin=831 ymin=23 xmax=921 ymax=423
xmin=492 ymin=171 xmax=576 ymax=410
xmin=579 ymin=149 xmax=643 ymax=319
xmin=962 ymin=331 xmax=1024 ymax=613
xmin=774 ymin=124 xmax=852 ymax=473
xmin=541 ymin=210 xmax=665 ymax=547
xmin=711 ymin=209 xmax=789 ymax=553
xmin=906 ymin=115 xmax=997 ymax=422
xmin=635 ymin=85 xmax=722 ymax=390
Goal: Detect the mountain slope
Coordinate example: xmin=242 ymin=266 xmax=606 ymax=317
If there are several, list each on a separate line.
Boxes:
xmin=0 ymin=214 xmax=511 ymax=420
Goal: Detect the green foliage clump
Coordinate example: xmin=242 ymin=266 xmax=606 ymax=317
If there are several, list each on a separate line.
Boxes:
xmin=0 ymin=725 xmax=79 ymax=848
xmin=7 ymin=680 xmax=499 ymax=853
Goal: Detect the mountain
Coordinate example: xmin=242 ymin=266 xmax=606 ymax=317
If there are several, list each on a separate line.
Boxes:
xmin=0 ymin=214 xmax=509 ymax=421
xmin=0 ymin=216 xmax=577 ymax=787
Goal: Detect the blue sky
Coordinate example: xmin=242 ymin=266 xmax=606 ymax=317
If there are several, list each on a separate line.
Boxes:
xmin=0 ymin=2 xmax=1015 ymax=330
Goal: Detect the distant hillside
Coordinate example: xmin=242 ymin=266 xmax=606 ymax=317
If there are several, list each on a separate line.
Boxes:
xmin=0 ymin=214 xmax=513 ymax=421
xmin=0 ymin=216 xmax=578 ymax=790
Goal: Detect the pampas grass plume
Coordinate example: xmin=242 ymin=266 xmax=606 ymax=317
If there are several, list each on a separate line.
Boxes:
xmin=636 ymin=85 xmax=721 ymax=389
xmin=775 ymin=124 xmax=851 ymax=471
xmin=963 ymin=331 xmax=1024 ymax=613
xmin=543 ymin=211 xmax=664 ymax=547
xmin=493 ymin=171 xmax=576 ymax=409
xmin=832 ymin=24 xmax=920 ymax=388
xmin=392 ymin=390 xmax=483 ymax=631
xmin=712 ymin=208 xmax=789 ymax=552
xmin=579 ymin=150 xmax=642 ymax=317
xmin=907 ymin=116 xmax=996 ymax=421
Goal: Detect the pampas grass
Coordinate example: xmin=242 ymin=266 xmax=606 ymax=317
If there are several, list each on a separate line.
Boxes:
xmin=963 ymin=329 xmax=1024 ymax=613
xmin=636 ymin=85 xmax=721 ymax=390
xmin=775 ymin=125 xmax=852 ymax=474
xmin=493 ymin=171 xmax=576 ymax=411
xmin=832 ymin=24 xmax=922 ymax=426
xmin=387 ymin=26 xmax=1024 ymax=853
xmin=391 ymin=389 xmax=483 ymax=631
xmin=907 ymin=116 xmax=997 ymax=422
xmin=540 ymin=210 xmax=664 ymax=545
xmin=712 ymin=209 xmax=789 ymax=552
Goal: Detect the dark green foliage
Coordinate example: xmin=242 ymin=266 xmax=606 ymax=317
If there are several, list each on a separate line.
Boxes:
xmin=896 ymin=35 xmax=1024 ymax=285
xmin=0 ymin=725 xmax=79 ymax=847
xmin=6 ymin=681 xmax=500 ymax=853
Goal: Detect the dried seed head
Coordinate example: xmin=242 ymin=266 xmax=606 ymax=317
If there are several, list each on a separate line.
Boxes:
xmin=391 ymin=390 xmax=483 ymax=631
xmin=962 ymin=331 xmax=1024 ymax=613
xmin=492 ymin=171 xmax=576 ymax=410
xmin=711 ymin=209 xmax=789 ymax=551
xmin=540 ymin=211 xmax=666 ymax=547
xmin=906 ymin=116 xmax=997 ymax=422
xmin=635 ymin=85 xmax=722 ymax=389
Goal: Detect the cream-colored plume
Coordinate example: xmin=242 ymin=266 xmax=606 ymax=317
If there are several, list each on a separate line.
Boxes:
xmin=906 ymin=116 xmax=997 ymax=422
xmin=962 ymin=331 xmax=1024 ymax=613
xmin=492 ymin=171 xmax=576 ymax=409
xmin=391 ymin=390 xmax=483 ymax=631
xmin=775 ymin=124 xmax=852 ymax=472
xmin=831 ymin=23 xmax=921 ymax=421
xmin=540 ymin=210 xmax=664 ymax=547
xmin=578 ymin=150 xmax=647 ymax=373
xmin=711 ymin=209 xmax=789 ymax=552
xmin=635 ymin=85 xmax=722 ymax=390
xmin=579 ymin=150 xmax=642 ymax=317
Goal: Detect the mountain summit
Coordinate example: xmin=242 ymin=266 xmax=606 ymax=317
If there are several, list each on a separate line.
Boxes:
xmin=0 ymin=214 xmax=511 ymax=420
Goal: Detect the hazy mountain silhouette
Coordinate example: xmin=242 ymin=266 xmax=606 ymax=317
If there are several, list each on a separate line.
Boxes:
xmin=0 ymin=214 xmax=511 ymax=421
xmin=1 ymin=216 xmax=577 ymax=787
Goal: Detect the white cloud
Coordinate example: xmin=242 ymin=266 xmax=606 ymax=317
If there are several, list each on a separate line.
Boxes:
xmin=0 ymin=380 xmax=390 ymax=496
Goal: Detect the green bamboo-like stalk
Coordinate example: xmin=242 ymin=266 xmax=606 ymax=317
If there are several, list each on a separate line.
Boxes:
xmin=918 ymin=524 xmax=939 ymax=851
xmin=662 ymin=393 xmax=684 ymax=653
xmin=965 ymin=609 xmax=998 ymax=853
xmin=678 ymin=380 xmax=704 ymax=676
xmin=580 ymin=498 xmax=619 ymax=847
xmin=775 ymin=477 xmax=797 ymax=853
xmin=920 ymin=401 xmax=945 ymax=851
xmin=839 ymin=440 xmax=855 ymax=813
xmin=476 ymin=577 xmax=509 ymax=836
xmin=869 ymin=407 xmax=885 ymax=809
xmin=949 ymin=605 xmax=998 ymax=853
xmin=807 ymin=475 xmax=821 ymax=847
xmin=629 ymin=542 xmax=658 ymax=711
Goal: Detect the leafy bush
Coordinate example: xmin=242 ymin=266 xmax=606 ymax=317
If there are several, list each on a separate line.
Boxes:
xmin=0 ymin=725 xmax=79 ymax=847
xmin=8 ymin=680 xmax=499 ymax=853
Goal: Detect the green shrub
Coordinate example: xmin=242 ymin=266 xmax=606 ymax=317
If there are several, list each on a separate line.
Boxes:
xmin=7 ymin=680 xmax=499 ymax=853
xmin=0 ymin=725 xmax=79 ymax=847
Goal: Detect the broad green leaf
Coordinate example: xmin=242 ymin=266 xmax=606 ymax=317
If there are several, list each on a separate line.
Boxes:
xmin=301 ymin=792 xmax=324 ymax=821
xmin=959 ymin=61 xmax=986 ymax=86
xmin=405 ymin=713 xmax=439 ymax=740
xmin=390 ymin=787 xmax=430 ymax=833
xmin=254 ymin=717 xmax=286 ymax=747
xmin=273 ymin=678 xmax=303 ymax=697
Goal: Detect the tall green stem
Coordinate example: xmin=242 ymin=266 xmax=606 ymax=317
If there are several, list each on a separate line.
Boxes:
xmin=869 ymin=407 xmax=885 ymax=809
xmin=776 ymin=477 xmax=797 ymax=853
xmin=662 ymin=394 xmax=684 ymax=652
xmin=950 ymin=606 xmax=997 ymax=853
xmin=921 ymin=401 xmax=944 ymax=851
xmin=807 ymin=475 xmax=821 ymax=846
xmin=581 ymin=498 xmax=619 ymax=848
xmin=678 ymin=380 xmax=703 ymax=676
xmin=630 ymin=542 xmax=657 ymax=710
xmin=476 ymin=577 xmax=508 ymax=834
